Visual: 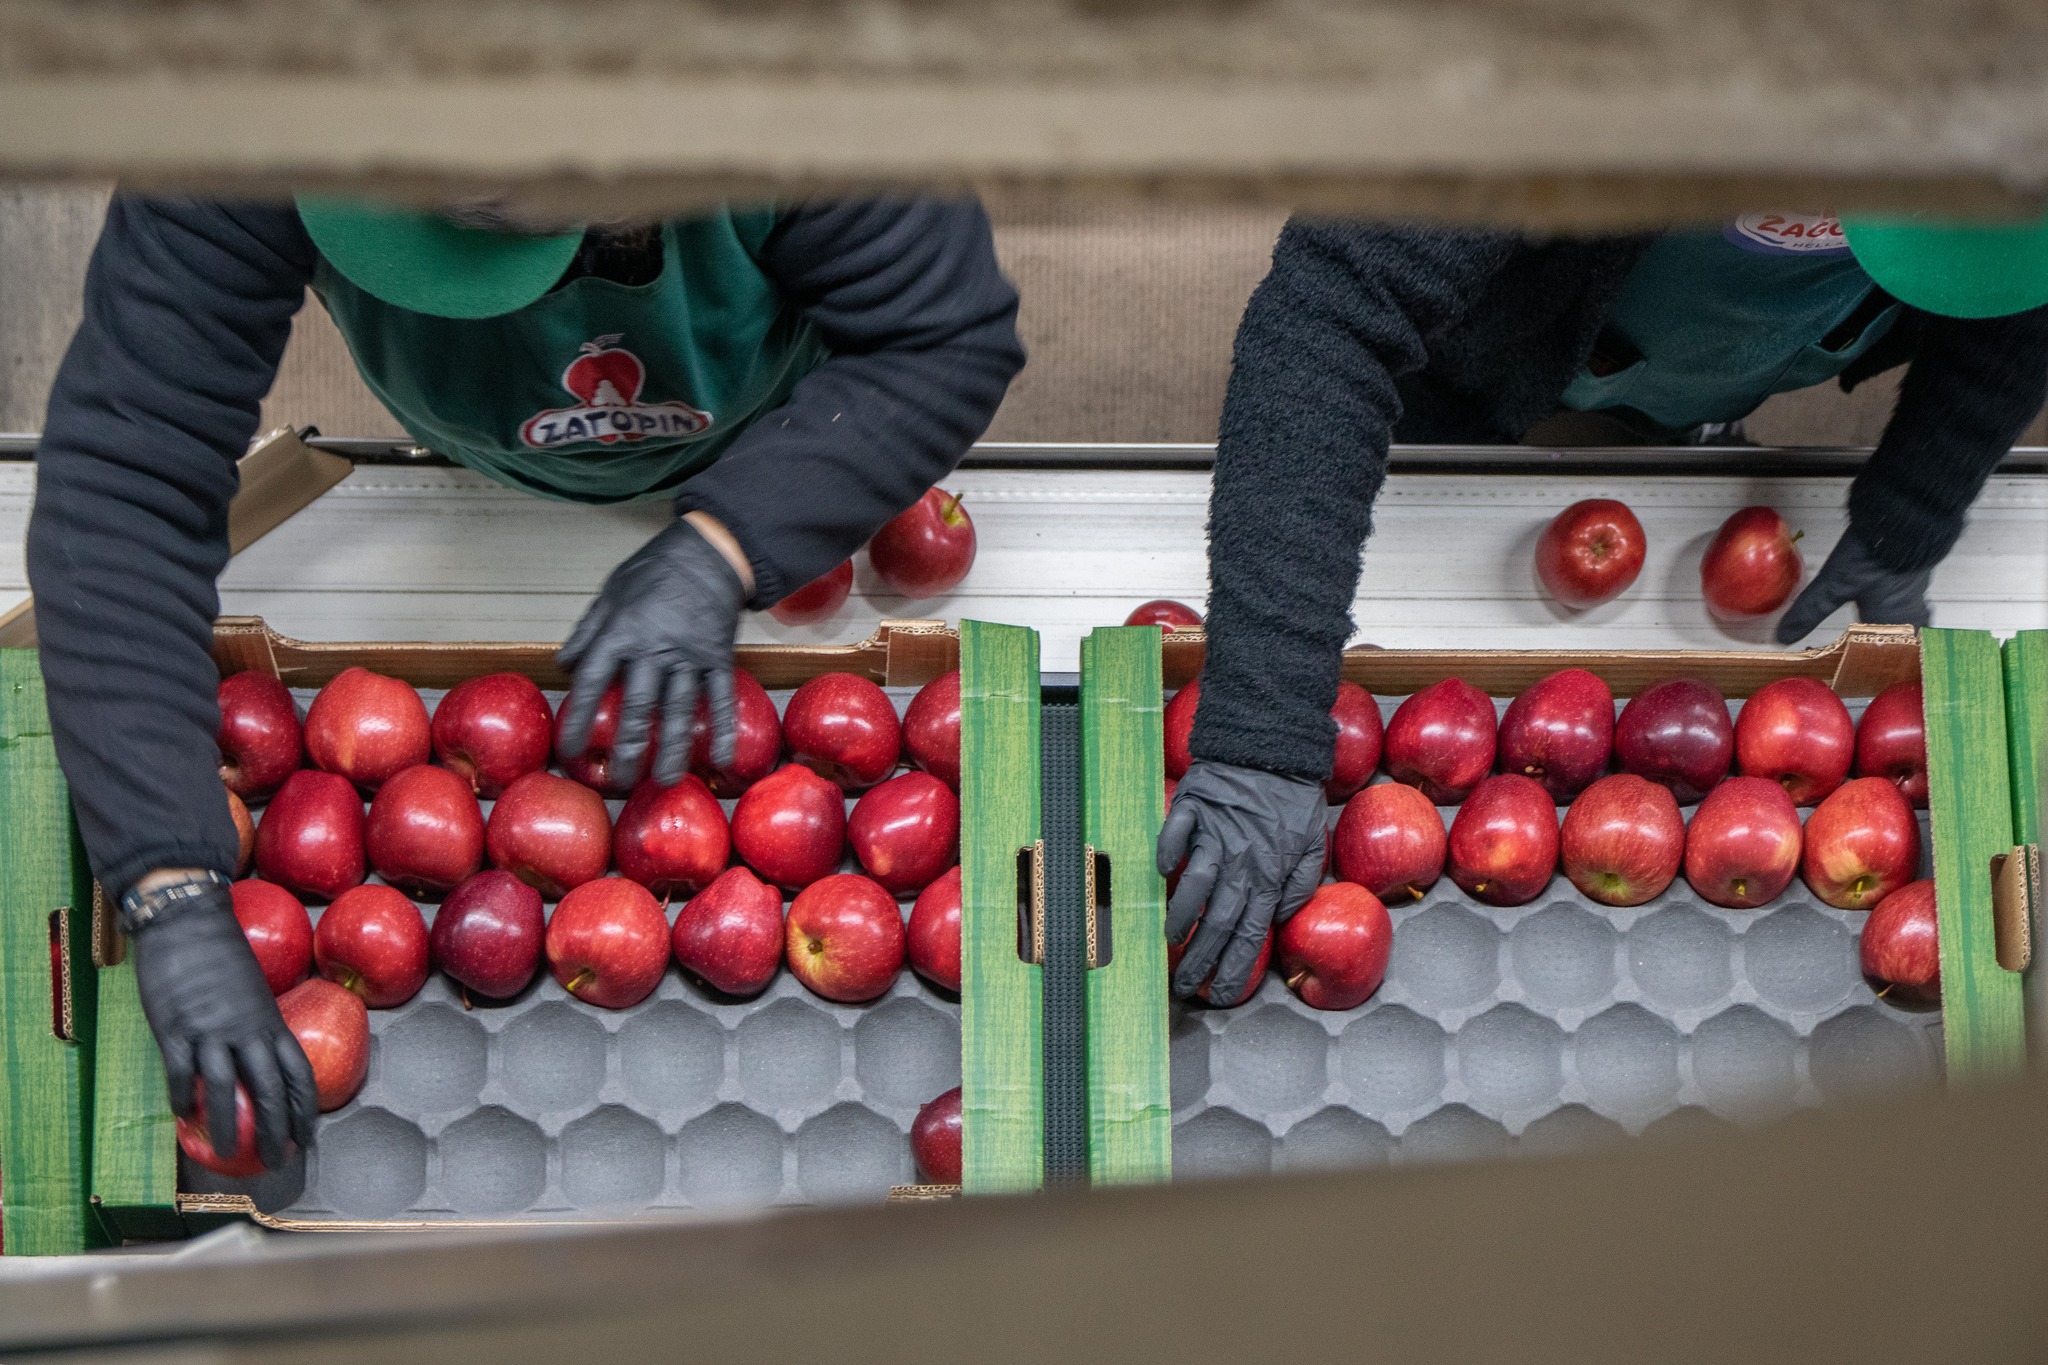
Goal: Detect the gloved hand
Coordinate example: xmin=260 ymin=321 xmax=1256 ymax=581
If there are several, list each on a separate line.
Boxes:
xmin=558 ymin=516 xmax=746 ymax=787
xmin=130 ymin=883 xmax=317 ymax=1170
xmin=1156 ymin=761 xmax=1328 ymax=1005
xmin=1776 ymin=530 xmax=1933 ymax=645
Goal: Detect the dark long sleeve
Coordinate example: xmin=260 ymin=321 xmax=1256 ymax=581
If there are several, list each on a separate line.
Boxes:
xmin=672 ymin=198 xmax=1025 ymax=606
xmin=1192 ymin=222 xmax=1517 ymax=780
xmin=1847 ymin=306 xmax=2048 ymax=572
xmin=27 ymin=198 xmax=313 ymax=898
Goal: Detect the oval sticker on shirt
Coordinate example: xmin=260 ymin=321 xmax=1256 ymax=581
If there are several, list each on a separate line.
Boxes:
xmin=1723 ymin=212 xmax=1852 ymax=256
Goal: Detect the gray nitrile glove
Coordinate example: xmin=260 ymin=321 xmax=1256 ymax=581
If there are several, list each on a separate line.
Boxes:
xmin=130 ymin=883 xmax=317 ymax=1169
xmin=1776 ymin=530 xmax=1933 ymax=645
xmin=558 ymin=517 xmax=746 ymax=787
xmin=1156 ymin=761 xmax=1328 ymax=1005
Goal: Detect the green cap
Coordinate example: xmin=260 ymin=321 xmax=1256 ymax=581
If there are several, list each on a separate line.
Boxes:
xmin=1843 ymin=209 xmax=2048 ymax=319
xmin=295 ymin=195 xmax=584 ymax=320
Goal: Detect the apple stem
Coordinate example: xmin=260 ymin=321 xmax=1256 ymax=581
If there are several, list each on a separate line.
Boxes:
xmin=564 ymin=968 xmax=596 ymax=997
xmin=460 ymin=985 xmax=473 ymax=1012
xmin=339 ymin=968 xmax=366 ymax=1000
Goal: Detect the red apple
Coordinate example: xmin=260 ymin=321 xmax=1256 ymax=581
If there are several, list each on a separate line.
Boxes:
xmin=1163 ymin=679 xmax=1200 ymax=781
xmin=1535 ymin=498 xmax=1647 ymax=609
xmin=1736 ymin=677 xmax=1855 ymax=805
xmin=230 ymin=878 xmax=313 ymax=996
xmin=671 ymin=865 xmax=785 ymax=997
xmin=1855 ymin=681 xmax=1929 ymax=808
xmin=689 ymin=666 xmax=783 ymax=798
xmin=1861 ymin=879 xmax=1939 ymax=1003
xmin=785 ymin=873 xmax=907 ymax=1003
xmin=254 ymin=770 xmax=366 ymax=902
xmin=849 ymin=771 xmax=960 ymax=896
xmin=553 ymin=680 xmax=653 ymax=797
xmin=1800 ymin=776 xmax=1922 ymax=911
xmin=1327 ymin=681 xmax=1385 ymax=802
xmin=177 ymin=1080 xmax=265 ymax=1178
xmin=1275 ymin=882 xmax=1394 ymax=1011
xmin=229 ymin=790 xmax=256 ymax=876
xmin=486 ymin=771 xmax=612 ymax=898
xmin=547 ymin=877 xmax=673 ymax=1009
xmin=1560 ymin=774 xmax=1684 ymax=907
xmin=366 ymin=763 xmax=485 ymax=894
xmin=1682 ymin=776 xmax=1803 ymax=909
xmin=783 ymin=672 xmax=902 ymax=790
xmin=912 ymin=1086 xmax=964 ymax=1185
xmin=1385 ymin=678 xmax=1498 ymax=805
xmin=277 ymin=977 xmax=370 ymax=1111
xmin=1166 ymin=924 xmax=1273 ymax=1007
xmin=314 ymin=883 xmax=429 ymax=1008
xmin=431 ymin=672 xmax=554 ymax=798
xmin=1702 ymin=506 xmax=1803 ymax=618
xmin=216 ymin=670 xmax=303 ymax=801
xmin=770 ymin=560 xmax=854 ymax=626
xmin=731 ymin=763 xmax=847 ymax=890
xmin=903 ymin=671 xmax=962 ymax=791
xmin=1615 ymin=679 xmax=1735 ymax=803
xmin=907 ymin=865 xmax=963 ymax=992
xmin=614 ymin=775 xmax=731 ymax=898
xmin=431 ymin=870 xmax=546 ymax=1000
xmin=867 ymin=487 xmax=975 ymax=599
xmin=1498 ymin=668 xmax=1615 ymax=800
xmin=1332 ymin=782 xmax=1447 ymax=903
xmin=304 ymin=666 xmax=431 ymax=791
xmin=1447 ymin=774 xmax=1559 ymax=906
xmin=1125 ymin=600 xmax=1203 ymax=631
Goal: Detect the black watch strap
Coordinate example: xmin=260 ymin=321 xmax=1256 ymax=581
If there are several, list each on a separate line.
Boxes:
xmin=118 ymin=870 xmax=231 ymax=935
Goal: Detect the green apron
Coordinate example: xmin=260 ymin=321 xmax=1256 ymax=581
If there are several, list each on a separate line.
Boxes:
xmin=312 ymin=211 xmax=827 ymax=504
xmin=1561 ymin=213 xmax=1903 ymax=433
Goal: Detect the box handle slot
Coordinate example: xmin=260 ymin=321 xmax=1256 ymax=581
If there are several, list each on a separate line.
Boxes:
xmin=1017 ymin=840 xmax=1046 ymax=966
xmin=1991 ymin=844 xmax=2039 ymax=973
xmin=1085 ymin=847 xmax=1114 ymax=969
xmin=49 ymin=908 xmax=75 ymax=1042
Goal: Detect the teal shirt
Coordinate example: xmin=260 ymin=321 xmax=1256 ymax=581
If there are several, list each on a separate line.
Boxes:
xmin=1561 ymin=213 xmax=1902 ymax=432
xmin=313 ymin=210 xmax=827 ymax=504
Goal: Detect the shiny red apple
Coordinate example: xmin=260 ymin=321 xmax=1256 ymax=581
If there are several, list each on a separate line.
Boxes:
xmin=177 ymin=1080 xmax=265 ymax=1178
xmin=731 ymin=763 xmax=847 ymax=890
xmin=1163 ymin=679 xmax=1200 ymax=781
xmin=1861 ymin=879 xmax=1939 ymax=1003
xmin=1384 ymin=678 xmax=1498 ymax=805
xmin=770 ymin=560 xmax=854 ymax=626
xmin=217 ymin=670 xmax=303 ymax=801
xmin=277 ymin=977 xmax=369 ymax=1111
xmin=689 ymin=667 xmax=782 ymax=798
xmin=1683 ymin=776 xmax=1803 ymax=909
xmin=1498 ymin=668 xmax=1615 ymax=800
xmin=785 ymin=873 xmax=907 ymax=1003
xmin=553 ymin=680 xmax=653 ymax=797
xmin=868 ymin=488 xmax=976 ymax=599
xmin=1332 ymin=782 xmax=1446 ymax=903
xmin=230 ymin=878 xmax=313 ymax=996
xmin=1535 ymin=498 xmax=1647 ymax=609
xmin=903 ymin=671 xmax=962 ymax=791
xmin=1702 ymin=506 xmax=1803 ymax=618
xmin=229 ymin=790 xmax=256 ymax=876
xmin=365 ymin=763 xmax=484 ymax=894
xmin=1560 ymin=773 xmax=1684 ymax=907
xmin=848 ymin=771 xmax=960 ymax=896
xmin=907 ymin=865 xmax=963 ymax=992
xmin=314 ymin=883 xmax=429 ymax=1008
xmin=1801 ymin=776 xmax=1922 ymax=911
xmin=1736 ymin=676 xmax=1855 ymax=805
xmin=486 ymin=771 xmax=612 ymax=898
xmin=671 ymin=865 xmax=785 ymax=997
xmin=614 ymin=775 xmax=731 ymax=898
xmin=1166 ymin=924 xmax=1273 ymax=1007
xmin=254 ymin=769 xmax=366 ymax=902
xmin=431 ymin=870 xmax=546 ymax=1000
xmin=431 ymin=672 xmax=554 ymax=798
xmin=1855 ymin=681 xmax=1928 ymax=808
xmin=1125 ymin=600 xmax=1203 ymax=631
xmin=1326 ymin=681 xmax=1385 ymax=802
xmin=1275 ymin=881 xmax=1393 ymax=1011
xmin=783 ymin=672 xmax=902 ymax=790
xmin=1447 ymin=774 xmax=1559 ymax=906
xmin=547 ymin=877 xmax=673 ymax=1009
xmin=912 ymin=1086 xmax=964 ymax=1185
xmin=1614 ymin=679 xmax=1735 ymax=803
xmin=304 ymin=666 xmax=431 ymax=792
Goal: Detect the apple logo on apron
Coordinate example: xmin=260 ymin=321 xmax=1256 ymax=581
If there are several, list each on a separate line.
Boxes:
xmin=519 ymin=334 xmax=714 ymax=448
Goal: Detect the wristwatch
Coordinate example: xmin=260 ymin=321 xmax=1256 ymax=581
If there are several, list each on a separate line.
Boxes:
xmin=118 ymin=870 xmax=231 ymax=935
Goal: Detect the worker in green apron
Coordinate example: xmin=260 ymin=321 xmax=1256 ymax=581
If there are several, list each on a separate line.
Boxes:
xmin=30 ymin=195 xmax=1024 ymax=1169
